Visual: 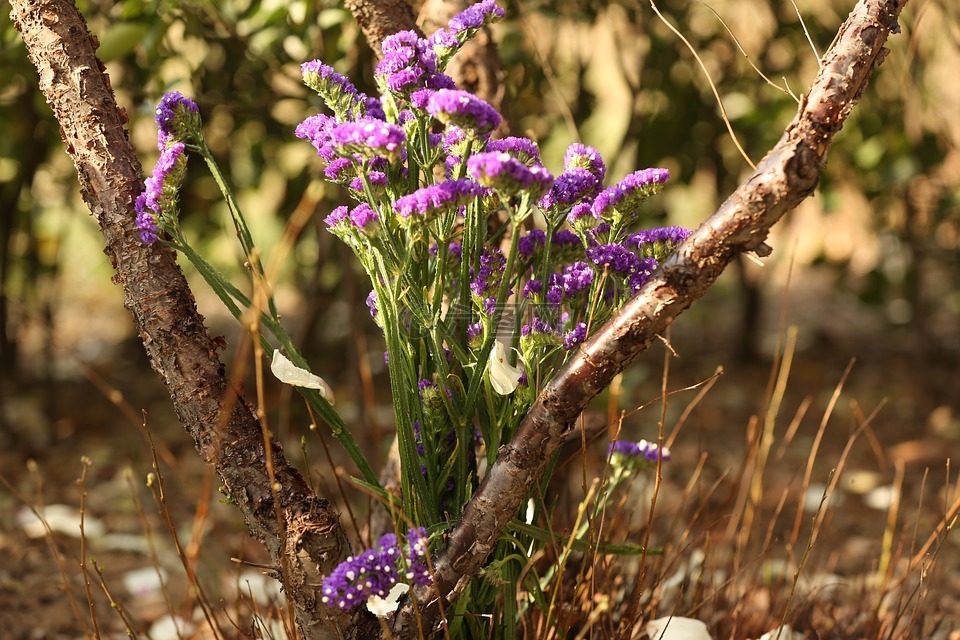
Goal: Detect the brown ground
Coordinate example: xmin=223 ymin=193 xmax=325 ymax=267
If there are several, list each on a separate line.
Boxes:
xmin=1 ymin=267 xmax=959 ymax=639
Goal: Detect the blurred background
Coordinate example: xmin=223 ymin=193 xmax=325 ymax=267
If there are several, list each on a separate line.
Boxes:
xmin=0 ymin=0 xmax=958 ymax=633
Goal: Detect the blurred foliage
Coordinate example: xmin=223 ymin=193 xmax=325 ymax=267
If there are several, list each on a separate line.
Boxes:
xmin=1 ymin=0 xmax=958 ymax=384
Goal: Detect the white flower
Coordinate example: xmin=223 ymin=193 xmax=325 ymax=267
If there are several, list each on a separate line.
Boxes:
xmin=270 ymin=350 xmax=335 ymax=403
xmin=366 ymin=583 xmax=409 ymax=617
xmin=487 ymin=340 xmax=523 ymax=395
xmin=647 ymin=616 xmax=713 ymax=640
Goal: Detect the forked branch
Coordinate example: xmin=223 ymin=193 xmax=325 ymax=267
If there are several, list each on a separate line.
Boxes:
xmin=391 ymin=0 xmax=909 ymax=636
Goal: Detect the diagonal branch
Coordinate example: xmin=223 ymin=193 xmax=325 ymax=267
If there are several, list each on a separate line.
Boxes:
xmin=392 ymin=0 xmax=909 ymax=635
xmin=7 ymin=2 xmax=377 ymax=638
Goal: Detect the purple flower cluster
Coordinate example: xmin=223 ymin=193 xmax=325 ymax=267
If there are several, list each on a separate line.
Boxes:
xmin=564 ymin=143 xmax=606 ymax=182
xmin=466 ymin=151 xmax=553 ymax=196
xmin=393 ymin=179 xmax=488 ymax=222
xmin=377 ymin=31 xmax=455 ymax=96
xmin=625 ymin=226 xmax=691 ymax=259
xmin=486 ymin=136 xmax=542 ymax=166
xmin=430 ymin=0 xmax=505 ymax=59
xmin=560 ymin=261 xmax=594 ymax=297
xmin=607 ymin=439 xmax=671 ymax=463
xmin=563 ymin=322 xmax=588 ymax=350
xmin=427 ymin=89 xmax=501 ymax=136
xmin=518 ymin=229 xmax=546 ymax=259
xmin=320 ymin=527 xmax=431 ymax=610
xmin=135 ymin=91 xmax=201 ymax=243
xmin=301 ymin=60 xmax=365 ymax=118
xmin=591 ymin=168 xmax=670 ymax=221
xmin=470 ymin=247 xmax=506 ymax=301
xmin=325 ymin=203 xmax=380 ymax=236
xmin=586 ymin=243 xmax=642 ymax=275
xmin=295 ymin=114 xmax=337 ymax=162
xmin=330 ymin=117 xmax=406 ymax=161
xmin=154 ymin=91 xmax=199 ymax=148
xmin=539 ymin=168 xmax=601 ymax=210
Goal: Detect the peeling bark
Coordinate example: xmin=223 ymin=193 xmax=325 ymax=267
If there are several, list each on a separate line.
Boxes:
xmin=391 ymin=0 xmax=909 ymax=636
xmin=7 ymin=2 xmax=377 ymax=638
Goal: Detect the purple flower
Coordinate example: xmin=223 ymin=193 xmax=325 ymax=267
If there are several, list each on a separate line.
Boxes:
xmin=563 ymin=322 xmax=588 ymax=350
xmin=320 ymin=528 xmax=431 ymax=611
xmin=566 ymin=202 xmax=600 ymax=230
xmin=518 ymin=229 xmax=546 ymax=259
xmin=428 ymin=27 xmax=460 ymax=57
xmin=466 ymin=152 xmax=553 ymax=195
xmin=301 ymin=60 xmax=362 ymax=117
xmin=324 ymin=205 xmax=349 ymax=228
xmin=376 ymin=31 xmax=453 ymax=97
xmin=135 ymin=141 xmax=187 ymax=244
xmin=486 ymin=137 xmax=542 ymax=166
xmin=330 ymin=117 xmax=406 ymax=161
xmin=625 ymin=226 xmax=691 ymax=259
xmin=154 ymin=91 xmax=199 ymax=148
xmin=366 ymin=290 xmax=378 ymax=318
xmin=521 ymin=317 xmax=554 ymax=337
xmin=607 ymin=439 xmax=671 ymax=463
xmin=134 ymin=194 xmax=158 ymax=244
xmin=522 ymin=279 xmax=542 ymax=299
xmin=296 ymin=114 xmax=337 ymax=162
xmin=587 ymin=243 xmax=642 ymax=275
xmin=393 ymin=179 xmax=488 ymax=222
xmin=349 ymin=203 xmax=380 ymax=232
xmin=349 ymin=171 xmax=388 ymax=193
xmin=405 ymin=527 xmax=431 ymax=587
xmin=427 ymin=89 xmax=501 ymax=136
xmin=627 ymin=258 xmax=659 ymax=292
xmin=449 ymin=0 xmax=505 ymax=33
xmin=564 ymin=143 xmax=606 ymax=182
xmin=561 ymin=261 xmax=594 ymax=297
xmin=591 ymin=168 xmax=670 ymax=221
xmin=551 ymin=229 xmax=581 ymax=248
xmin=538 ymin=168 xmax=600 ymax=210
xmin=470 ymin=247 xmax=505 ymax=299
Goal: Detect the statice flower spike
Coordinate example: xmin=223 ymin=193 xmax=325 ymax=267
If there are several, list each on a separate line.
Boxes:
xmin=154 ymin=91 xmax=200 ymax=148
xmin=320 ymin=528 xmax=432 ymax=611
xmin=329 ymin=118 xmax=406 ymax=162
xmin=564 ymin=142 xmax=606 ymax=182
xmin=135 ymin=141 xmax=188 ymax=244
xmin=486 ymin=136 xmax=542 ymax=166
xmin=591 ymin=167 xmax=670 ymax=225
xmin=427 ymin=89 xmax=502 ymax=137
xmin=538 ymin=168 xmax=600 ymax=211
xmin=301 ymin=60 xmax=363 ymax=119
xmin=430 ymin=0 xmax=505 ymax=66
xmin=625 ymin=226 xmax=692 ymax=259
xmin=467 ymin=151 xmax=553 ymax=197
xmin=377 ymin=31 xmax=454 ymax=97
xmin=392 ymin=179 xmax=489 ymax=224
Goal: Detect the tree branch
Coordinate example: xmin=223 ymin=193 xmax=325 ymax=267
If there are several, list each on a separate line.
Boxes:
xmin=343 ymin=0 xmax=421 ymax=58
xmin=7 ymin=2 xmax=377 ymax=638
xmin=392 ymin=0 xmax=909 ymax=635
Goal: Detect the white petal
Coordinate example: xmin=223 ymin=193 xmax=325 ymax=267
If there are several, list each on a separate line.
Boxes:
xmin=487 ymin=340 xmax=523 ymax=395
xmin=754 ymin=626 xmax=805 ymax=640
xmin=367 ymin=583 xmax=409 ymax=617
xmin=647 ymin=616 xmax=713 ymax=640
xmin=270 ymin=350 xmax=335 ymax=403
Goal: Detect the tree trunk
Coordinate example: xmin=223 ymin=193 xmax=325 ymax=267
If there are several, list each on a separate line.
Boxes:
xmin=7 ymin=2 xmax=378 ymax=638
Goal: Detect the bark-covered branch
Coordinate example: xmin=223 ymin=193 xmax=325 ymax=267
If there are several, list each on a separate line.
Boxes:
xmin=393 ymin=0 xmax=909 ymax=635
xmin=7 ymin=2 xmax=376 ymax=638
xmin=343 ymin=0 xmax=421 ymax=58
